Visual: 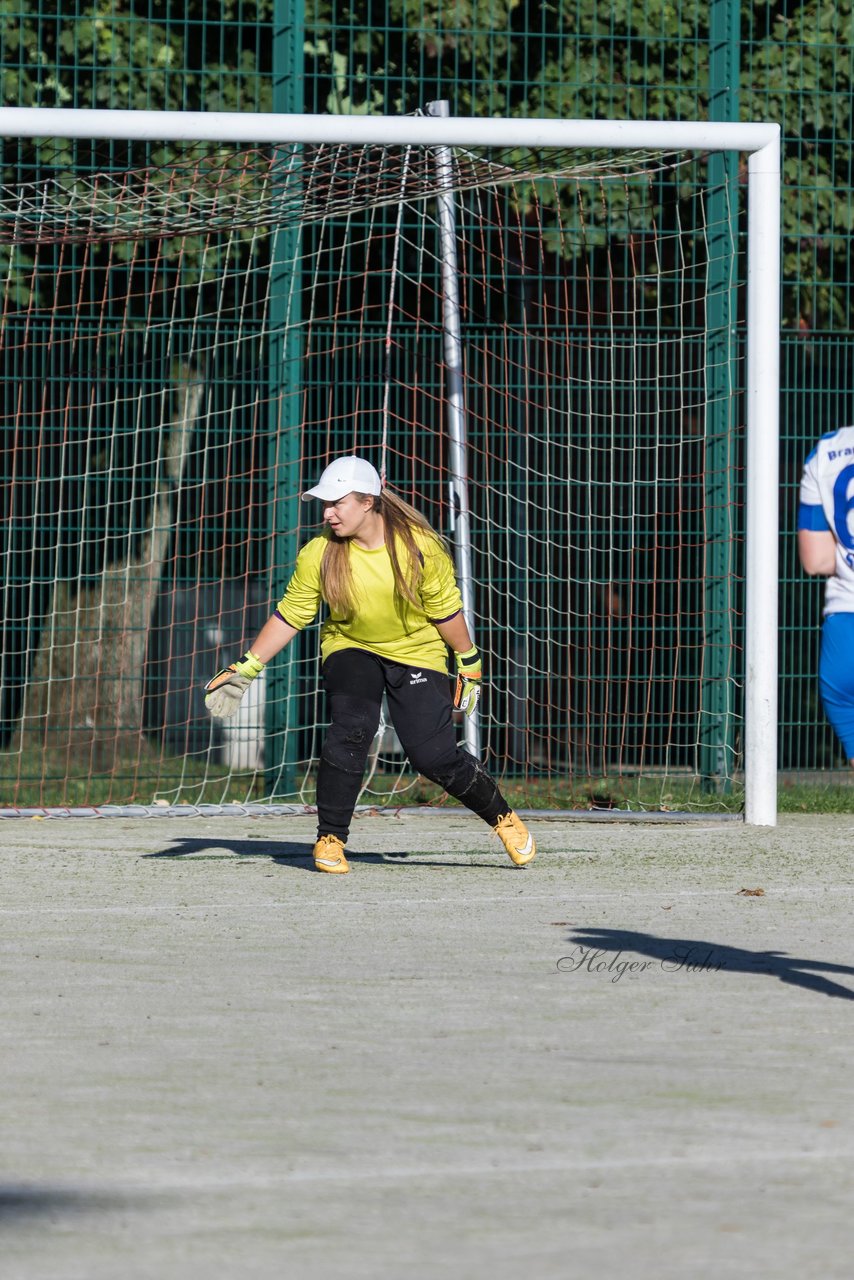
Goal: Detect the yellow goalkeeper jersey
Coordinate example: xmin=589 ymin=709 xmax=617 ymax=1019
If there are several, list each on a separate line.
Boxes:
xmin=275 ymin=529 xmax=463 ymax=673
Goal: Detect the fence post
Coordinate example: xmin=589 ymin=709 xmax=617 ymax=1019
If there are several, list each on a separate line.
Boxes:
xmin=701 ymin=0 xmax=741 ymax=794
xmin=265 ymin=0 xmax=305 ymax=796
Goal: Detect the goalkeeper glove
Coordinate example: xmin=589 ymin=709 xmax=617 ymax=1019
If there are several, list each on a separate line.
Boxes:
xmin=204 ymin=651 xmax=265 ymax=719
xmin=453 ymin=645 xmax=482 ymax=717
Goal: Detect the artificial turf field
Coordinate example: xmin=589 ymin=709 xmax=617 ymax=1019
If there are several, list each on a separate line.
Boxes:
xmin=2 ymin=809 xmax=854 ymax=1278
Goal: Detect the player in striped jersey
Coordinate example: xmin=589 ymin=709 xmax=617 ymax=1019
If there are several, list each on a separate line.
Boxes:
xmin=797 ymin=425 xmax=854 ymax=767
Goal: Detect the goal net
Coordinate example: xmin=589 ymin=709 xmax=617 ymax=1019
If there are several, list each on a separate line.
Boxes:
xmin=0 ymin=110 xmax=780 ymax=819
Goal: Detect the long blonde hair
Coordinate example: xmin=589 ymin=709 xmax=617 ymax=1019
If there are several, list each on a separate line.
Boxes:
xmin=320 ymin=488 xmax=448 ymax=620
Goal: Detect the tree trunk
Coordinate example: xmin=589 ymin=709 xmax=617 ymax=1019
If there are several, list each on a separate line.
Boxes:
xmin=16 ymin=374 xmax=202 ymax=779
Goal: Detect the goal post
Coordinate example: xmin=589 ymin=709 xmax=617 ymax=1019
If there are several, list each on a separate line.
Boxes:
xmin=0 ymin=107 xmax=780 ymax=823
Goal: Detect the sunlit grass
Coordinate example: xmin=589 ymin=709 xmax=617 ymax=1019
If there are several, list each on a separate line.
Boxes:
xmin=1 ymin=744 xmax=852 ymax=812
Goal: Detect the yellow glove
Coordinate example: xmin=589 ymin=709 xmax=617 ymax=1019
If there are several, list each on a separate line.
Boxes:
xmin=453 ymin=645 xmax=482 ymax=717
xmin=204 ymin=651 xmax=265 ymax=719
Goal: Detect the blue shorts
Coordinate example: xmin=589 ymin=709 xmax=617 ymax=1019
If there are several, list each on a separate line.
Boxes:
xmin=819 ymin=612 xmax=854 ymax=762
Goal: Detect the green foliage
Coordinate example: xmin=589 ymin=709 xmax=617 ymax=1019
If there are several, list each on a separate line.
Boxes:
xmin=0 ymin=243 xmax=36 ymax=306
xmin=750 ymin=0 xmax=854 ymax=329
xmin=0 ymin=0 xmax=273 ymax=113
xmin=300 ymin=0 xmax=852 ymax=331
xmin=0 ymin=1 xmax=851 ymax=325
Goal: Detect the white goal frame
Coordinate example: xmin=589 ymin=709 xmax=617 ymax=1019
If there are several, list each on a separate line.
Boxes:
xmin=1 ymin=108 xmax=781 ymax=825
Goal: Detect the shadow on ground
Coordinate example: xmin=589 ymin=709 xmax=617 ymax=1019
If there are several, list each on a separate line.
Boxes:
xmin=564 ymin=927 xmax=854 ymax=1001
xmin=143 ymin=837 xmax=512 ymax=871
xmin=0 ymin=1183 xmax=154 ymax=1225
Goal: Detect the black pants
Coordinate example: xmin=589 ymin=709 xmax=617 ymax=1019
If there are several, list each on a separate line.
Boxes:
xmin=316 ymin=648 xmax=510 ymax=841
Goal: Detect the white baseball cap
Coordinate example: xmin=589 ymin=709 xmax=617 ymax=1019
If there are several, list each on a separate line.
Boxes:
xmin=301 ymin=455 xmax=382 ymax=503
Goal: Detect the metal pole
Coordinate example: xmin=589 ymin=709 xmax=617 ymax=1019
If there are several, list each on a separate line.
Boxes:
xmin=427 ymin=100 xmax=480 ymax=758
xmin=0 ymin=107 xmax=780 ymax=153
xmin=744 ymin=137 xmax=781 ymax=826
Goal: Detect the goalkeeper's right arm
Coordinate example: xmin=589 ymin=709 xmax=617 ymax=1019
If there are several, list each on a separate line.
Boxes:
xmin=204 ymin=615 xmax=299 ymax=718
xmin=204 ymin=650 xmax=265 ymax=718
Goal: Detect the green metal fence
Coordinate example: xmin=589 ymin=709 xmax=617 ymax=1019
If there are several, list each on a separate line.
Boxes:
xmin=1 ymin=0 xmax=852 ymax=797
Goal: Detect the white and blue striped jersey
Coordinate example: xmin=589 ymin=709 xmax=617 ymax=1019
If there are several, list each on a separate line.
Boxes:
xmin=798 ymin=425 xmax=854 ymax=614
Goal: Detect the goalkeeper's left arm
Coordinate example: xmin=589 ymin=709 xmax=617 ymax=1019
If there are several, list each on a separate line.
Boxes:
xmin=204 ymin=615 xmax=299 ymax=718
xmin=452 ymin=644 xmax=483 ymax=716
xmin=433 ymin=613 xmax=483 ymax=718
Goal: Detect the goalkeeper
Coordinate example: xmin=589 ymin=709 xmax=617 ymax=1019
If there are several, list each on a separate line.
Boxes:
xmin=204 ymin=455 xmax=536 ymax=874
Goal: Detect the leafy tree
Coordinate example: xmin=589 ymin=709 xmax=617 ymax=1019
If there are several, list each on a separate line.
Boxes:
xmin=1 ymin=0 xmax=274 ymax=113
xmin=302 ymin=0 xmax=852 ymax=331
xmin=2 ymin=0 xmax=851 ymax=326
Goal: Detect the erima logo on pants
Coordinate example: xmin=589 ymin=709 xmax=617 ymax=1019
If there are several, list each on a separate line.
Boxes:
xmin=409 ymin=671 xmax=428 ymax=685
